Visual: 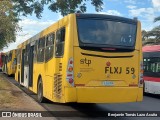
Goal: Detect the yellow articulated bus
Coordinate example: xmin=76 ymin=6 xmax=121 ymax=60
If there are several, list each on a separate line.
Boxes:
xmin=2 ymin=49 xmax=17 ymax=76
xmin=15 ymin=13 xmax=143 ymax=103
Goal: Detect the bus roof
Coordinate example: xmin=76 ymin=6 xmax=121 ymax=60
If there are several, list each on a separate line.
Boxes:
xmin=142 ymin=45 xmax=160 ymax=52
xmin=76 ymin=13 xmax=138 ymax=24
xmin=17 ymin=13 xmax=139 ymax=48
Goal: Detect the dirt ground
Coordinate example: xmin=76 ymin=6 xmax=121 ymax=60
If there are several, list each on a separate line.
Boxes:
xmin=0 ymin=73 xmax=46 ymax=111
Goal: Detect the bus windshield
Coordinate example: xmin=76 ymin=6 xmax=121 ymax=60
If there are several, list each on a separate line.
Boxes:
xmin=77 ymin=18 xmax=137 ymax=49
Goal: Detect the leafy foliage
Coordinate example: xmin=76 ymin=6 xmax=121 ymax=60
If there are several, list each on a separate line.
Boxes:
xmin=0 ymin=0 xmax=103 ymax=50
xmin=153 ymin=16 xmax=160 ymax=34
xmin=12 ymin=0 xmax=44 ymax=18
xmin=154 ymin=16 xmax=160 ymax=22
xmin=0 ymin=0 xmax=20 ymax=50
xmin=13 ymin=0 xmax=103 ymax=17
xmin=142 ymin=30 xmax=160 ymax=46
xmin=48 ymin=0 xmax=103 ymax=16
xmin=142 ymin=16 xmax=160 ymax=46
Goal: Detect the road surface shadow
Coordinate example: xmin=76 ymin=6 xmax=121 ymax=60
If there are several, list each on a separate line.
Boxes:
xmin=144 ymin=93 xmax=160 ymax=99
xmin=3 ymin=73 xmax=158 ymax=119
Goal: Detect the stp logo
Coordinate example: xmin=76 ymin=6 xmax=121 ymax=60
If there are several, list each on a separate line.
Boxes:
xmin=80 ymin=58 xmax=91 ymax=66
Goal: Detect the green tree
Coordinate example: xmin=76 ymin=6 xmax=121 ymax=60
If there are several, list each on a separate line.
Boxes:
xmin=143 ymin=30 xmax=160 ymax=45
xmin=143 ymin=16 xmax=160 ymax=46
xmin=0 ymin=0 xmax=19 ymax=50
xmin=142 ymin=30 xmax=148 ymax=41
xmin=13 ymin=0 xmax=103 ymax=17
xmin=0 ymin=0 xmax=103 ymax=50
xmin=153 ymin=16 xmax=160 ymax=32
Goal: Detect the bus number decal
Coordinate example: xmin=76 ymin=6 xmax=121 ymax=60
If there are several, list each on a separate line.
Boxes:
xmin=126 ymin=67 xmax=135 ymax=74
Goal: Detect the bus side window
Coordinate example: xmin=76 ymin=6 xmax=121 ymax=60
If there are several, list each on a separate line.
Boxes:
xmin=157 ymin=63 xmax=160 ymax=72
xmin=24 ymin=44 xmax=30 ymax=66
xmin=9 ymin=52 xmax=12 ymax=62
xmin=17 ymin=49 xmax=20 ymax=64
xmin=55 ymin=27 xmax=65 ymax=57
xmin=6 ymin=55 xmax=8 ymax=63
xmin=13 ymin=58 xmax=17 ymax=65
xmin=45 ymin=33 xmax=55 ymax=62
xmin=34 ymin=40 xmax=38 ymax=63
xmin=37 ymin=37 xmax=45 ymax=63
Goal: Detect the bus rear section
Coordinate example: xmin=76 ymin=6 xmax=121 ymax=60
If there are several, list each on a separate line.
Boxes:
xmin=65 ymin=14 xmax=143 ymax=103
xmin=143 ymin=45 xmax=160 ymax=94
xmin=3 ymin=50 xmax=17 ymax=76
xmin=0 ymin=53 xmax=4 ymax=71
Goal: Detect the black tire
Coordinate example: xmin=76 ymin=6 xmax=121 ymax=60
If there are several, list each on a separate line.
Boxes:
xmin=37 ymin=78 xmax=46 ymax=103
xmin=7 ymin=74 xmax=11 ymax=77
xmin=18 ymin=73 xmax=20 ymax=83
xmin=18 ymin=73 xmax=23 ymax=87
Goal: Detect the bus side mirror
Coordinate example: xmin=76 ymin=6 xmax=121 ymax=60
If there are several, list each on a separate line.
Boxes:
xmin=13 ymin=58 xmax=17 ymax=65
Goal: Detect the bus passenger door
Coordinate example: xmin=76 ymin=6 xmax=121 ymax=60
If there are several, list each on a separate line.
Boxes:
xmin=4 ymin=55 xmax=7 ymax=73
xmin=24 ymin=44 xmax=30 ymax=88
xmin=29 ymin=45 xmax=34 ymax=87
xmin=21 ymin=49 xmax=25 ymax=84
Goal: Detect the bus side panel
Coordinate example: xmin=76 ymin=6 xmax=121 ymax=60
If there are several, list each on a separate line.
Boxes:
xmin=51 ymin=16 xmax=70 ymax=103
xmin=63 ymin=14 xmax=77 ymax=102
xmin=42 ymin=24 xmax=59 ymax=101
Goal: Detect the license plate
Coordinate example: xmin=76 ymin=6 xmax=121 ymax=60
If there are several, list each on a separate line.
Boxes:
xmin=102 ymin=81 xmax=114 ymax=86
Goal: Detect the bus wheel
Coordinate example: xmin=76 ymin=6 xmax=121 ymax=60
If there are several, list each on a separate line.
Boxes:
xmin=18 ymin=73 xmax=20 ymax=83
xmin=18 ymin=73 xmax=22 ymax=87
xmin=37 ymin=78 xmax=45 ymax=103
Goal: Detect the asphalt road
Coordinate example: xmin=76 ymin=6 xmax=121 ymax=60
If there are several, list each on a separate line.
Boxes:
xmin=2 ymin=73 xmax=160 ymax=120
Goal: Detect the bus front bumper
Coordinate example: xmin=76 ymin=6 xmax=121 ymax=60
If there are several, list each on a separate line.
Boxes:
xmin=64 ymin=87 xmax=143 ymax=103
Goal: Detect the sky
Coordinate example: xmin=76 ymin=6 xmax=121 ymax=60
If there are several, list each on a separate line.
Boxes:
xmin=2 ymin=0 xmax=160 ymax=52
